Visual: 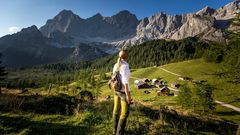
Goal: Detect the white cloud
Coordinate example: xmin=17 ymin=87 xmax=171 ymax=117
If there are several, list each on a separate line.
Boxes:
xmin=9 ymin=26 xmax=21 ymax=34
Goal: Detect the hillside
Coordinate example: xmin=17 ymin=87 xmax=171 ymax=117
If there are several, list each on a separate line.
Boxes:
xmin=1 ymin=1 xmax=238 ymax=68
xmin=92 ymin=37 xmax=209 ymax=70
xmin=0 ymin=26 xmax=108 ymax=67
xmin=0 ymin=59 xmax=239 ymax=134
xmin=100 ymin=59 xmax=240 ymax=124
xmin=1 ymin=1 xmax=239 ymax=134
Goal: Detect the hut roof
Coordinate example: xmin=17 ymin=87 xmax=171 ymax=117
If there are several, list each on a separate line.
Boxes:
xmin=152 ymin=79 xmax=159 ymax=82
xmin=134 ymin=80 xmax=145 ymax=86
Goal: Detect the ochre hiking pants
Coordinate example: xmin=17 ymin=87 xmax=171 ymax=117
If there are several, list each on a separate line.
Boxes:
xmin=113 ymin=94 xmax=129 ymax=135
xmin=113 ymin=94 xmax=129 ymax=118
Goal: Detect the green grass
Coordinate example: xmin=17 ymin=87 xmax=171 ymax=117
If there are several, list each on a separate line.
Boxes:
xmin=26 ymin=59 xmax=240 ymax=124
xmin=0 ymin=96 xmax=237 ymax=135
xmin=101 ymin=59 xmax=240 ymax=105
xmin=1 ymin=59 xmax=240 ymax=134
xmin=100 ymin=59 xmax=240 ymax=123
xmin=161 ymin=59 xmax=240 ymax=106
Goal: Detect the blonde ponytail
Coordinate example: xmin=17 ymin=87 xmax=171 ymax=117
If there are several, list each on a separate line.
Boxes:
xmin=116 ymin=57 xmax=122 ymax=71
xmin=116 ymin=49 xmax=127 ymax=71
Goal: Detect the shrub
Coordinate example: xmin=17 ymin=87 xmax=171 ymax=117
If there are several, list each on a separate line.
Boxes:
xmin=79 ymin=90 xmax=93 ymax=101
xmin=21 ymin=95 xmax=74 ymax=114
xmin=192 ymin=84 xmax=215 ymax=112
xmin=177 ymin=83 xmax=215 ymax=112
xmin=177 ymin=84 xmax=192 ymax=108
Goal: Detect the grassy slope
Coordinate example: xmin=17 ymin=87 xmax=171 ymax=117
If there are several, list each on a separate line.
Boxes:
xmin=1 ymin=59 xmax=240 ymax=134
xmin=161 ymin=59 xmax=240 ymax=106
xmin=0 ymin=94 xmax=237 ymax=135
xmin=100 ymin=59 xmax=240 ymax=123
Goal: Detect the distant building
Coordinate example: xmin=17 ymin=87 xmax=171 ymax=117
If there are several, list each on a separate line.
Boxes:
xmin=142 ymin=78 xmax=150 ymax=83
xmin=157 ymin=86 xmax=170 ymax=96
xmin=134 ymin=80 xmax=151 ymax=89
xmin=152 ymin=79 xmax=160 ymax=85
xmin=178 ymin=76 xmax=192 ymax=81
xmin=171 ymin=82 xmax=180 ymax=89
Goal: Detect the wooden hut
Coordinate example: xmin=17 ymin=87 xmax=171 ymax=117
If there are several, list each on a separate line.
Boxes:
xmin=142 ymin=78 xmax=150 ymax=83
xmin=178 ymin=76 xmax=192 ymax=81
xmin=157 ymin=86 xmax=170 ymax=96
xmin=171 ymin=82 xmax=180 ymax=89
xmin=134 ymin=80 xmax=151 ymax=89
xmin=152 ymin=79 xmax=160 ymax=85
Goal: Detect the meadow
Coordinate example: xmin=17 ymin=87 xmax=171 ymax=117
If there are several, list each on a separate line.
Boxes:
xmin=0 ymin=59 xmax=239 ymax=135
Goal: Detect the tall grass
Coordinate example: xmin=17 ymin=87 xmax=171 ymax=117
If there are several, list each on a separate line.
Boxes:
xmin=0 ymin=92 xmax=238 ymax=135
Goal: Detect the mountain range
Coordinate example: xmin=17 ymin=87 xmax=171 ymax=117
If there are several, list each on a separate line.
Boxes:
xmin=0 ymin=26 xmax=108 ymax=67
xmin=40 ymin=10 xmax=139 ymax=46
xmin=116 ymin=1 xmax=239 ymax=46
xmin=0 ymin=1 xmax=239 ymax=67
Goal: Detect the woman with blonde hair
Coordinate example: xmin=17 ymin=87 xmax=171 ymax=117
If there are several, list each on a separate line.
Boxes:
xmin=112 ymin=49 xmax=132 ymax=135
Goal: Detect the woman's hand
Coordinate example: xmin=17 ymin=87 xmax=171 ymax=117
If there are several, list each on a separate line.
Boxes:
xmin=127 ymin=97 xmax=133 ymax=104
xmin=124 ymin=84 xmax=133 ymax=104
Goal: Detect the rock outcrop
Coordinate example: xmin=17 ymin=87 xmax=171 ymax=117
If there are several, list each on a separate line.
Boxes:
xmin=116 ymin=1 xmax=239 ymax=47
xmin=40 ymin=10 xmax=139 ymax=46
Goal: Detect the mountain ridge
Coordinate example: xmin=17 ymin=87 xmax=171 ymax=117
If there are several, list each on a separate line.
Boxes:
xmin=113 ymin=1 xmax=239 ymax=46
xmin=0 ymin=1 xmax=239 ymax=67
xmin=40 ymin=9 xmax=139 ymax=46
xmin=0 ymin=25 xmax=108 ymax=67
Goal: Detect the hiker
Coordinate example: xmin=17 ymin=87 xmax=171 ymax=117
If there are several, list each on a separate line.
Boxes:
xmin=112 ymin=49 xmax=132 ymax=135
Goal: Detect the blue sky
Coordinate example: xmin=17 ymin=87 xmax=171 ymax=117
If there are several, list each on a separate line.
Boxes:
xmin=0 ymin=0 xmax=234 ymax=37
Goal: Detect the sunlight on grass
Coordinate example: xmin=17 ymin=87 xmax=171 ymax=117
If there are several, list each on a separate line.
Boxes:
xmin=99 ymin=59 xmax=240 ymax=124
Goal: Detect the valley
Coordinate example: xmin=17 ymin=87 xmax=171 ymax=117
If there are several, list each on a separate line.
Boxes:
xmin=1 ymin=59 xmax=239 ymax=135
xmin=0 ymin=0 xmax=239 ymax=134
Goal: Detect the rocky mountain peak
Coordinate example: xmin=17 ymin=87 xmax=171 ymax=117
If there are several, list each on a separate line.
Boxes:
xmin=58 ymin=10 xmax=74 ymax=16
xmin=88 ymin=13 xmax=103 ymax=20
xmin=119 ymin=2 xmax=238 ymax=47
xmin=54 ymin=9 xmax=82 ymax=22
xmin=116 ymin=10 xmax=132 ymax=16
xmin=40 ymin=9 xmax=84 ymax=37
xmin=214 ymin=1 xmax=239 ymax=20
xmin=222 ymin=1 xmax=239 ymax=10
xmin=196 ymin=6 xmax=215 ymax=16
xmin=40 ymin=9 xmax=139 ymax=43
xmin=20 ymin=25 xmax=39 ymax=33
xmin=106 ymin=10 xmax=138 ymax=24
xmin=94 ymin=13 xmax=103 ymax=17
xmin=0 ymin=25 xmax=43 ymax=52
xmin=19 ymin=25 xmax=42 ymax=38
xmin=38 ymin=1 xmax=237 ymax=48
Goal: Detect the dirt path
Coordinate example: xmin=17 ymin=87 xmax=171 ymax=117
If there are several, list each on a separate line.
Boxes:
xmin=159 ymin=67 xmax=240 ymax=113
xmin=215 ymin=100 xmax=240 ymax=113
xmin=159 ymin=67 xmax=181 ymax=76
xmin=130 ymin=68 xmax=240 ymax=113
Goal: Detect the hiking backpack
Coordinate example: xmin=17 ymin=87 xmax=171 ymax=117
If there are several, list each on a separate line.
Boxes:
xmin=108 ymin=70 xmax=123 ymax=92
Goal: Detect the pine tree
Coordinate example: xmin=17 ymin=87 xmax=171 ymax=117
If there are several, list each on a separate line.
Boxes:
xmin=221 ymin=9 xmax=240 ymax=83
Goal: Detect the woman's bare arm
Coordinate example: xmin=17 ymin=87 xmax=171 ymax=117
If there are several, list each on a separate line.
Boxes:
xmin=124 ymin=84 xmax=132 ymax=104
